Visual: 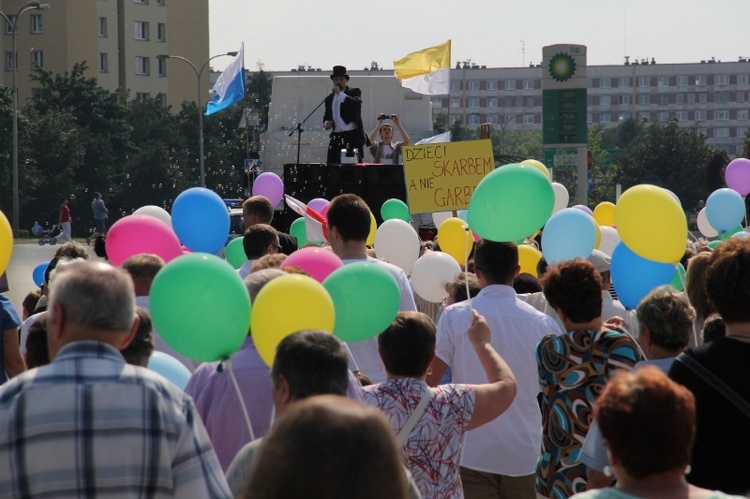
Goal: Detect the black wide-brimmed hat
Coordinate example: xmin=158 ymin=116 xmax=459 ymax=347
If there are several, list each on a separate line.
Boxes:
xmin=330 ymin=65 xmax=350 ymax=80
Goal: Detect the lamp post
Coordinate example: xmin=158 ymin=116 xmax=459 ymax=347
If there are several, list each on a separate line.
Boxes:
xmin=486 ymin=112 xmax=535 ymax=155
xmin=1 ymin=0 xmax=50 ymax=237
xmin=157 ymin=51 xmax=237 ymax=187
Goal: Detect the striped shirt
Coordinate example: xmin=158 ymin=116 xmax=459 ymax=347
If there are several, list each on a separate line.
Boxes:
xmin=0 ymin=341 xmax=231 ymax=498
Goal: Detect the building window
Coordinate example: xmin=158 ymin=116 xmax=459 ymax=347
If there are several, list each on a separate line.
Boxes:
xmin=714 ymin=110 xmax=729 ymax=120
xmin=687 ymin=93 xmax=696 ymax=104
xmin=30 ymin=14 xmax=43 ymax=33
xmin=639 ymin=112 xmax=650 ymax=121
xmin=618 ymin=112 xmax=630 ymax=121
xmin=522 ymin=114 xmax=534 ymax=124
xmin=514 ymin=96 xmax=523 ymax=107
xmin=523 ymin=80 xmax=535 ymax=90
xmin=600 ymin=112 xmax=611 ymax=123
xmin=449 ymin=98 xmax=460 ymax=108
xmin=695 ymin=75 xmax=707 ymax=86
xmin=157 ymin=0 xmax=165 ymax=4
xmin=618 ymin=95 xmax=630 ymax=105
xmin=505 ymin=80 xmax=516 ymax=90
xmin=676 ymin=94 xmax=685 ymax=104
xmin=98 ymin=17 xmax=107 ymax=37
xmin=638 ymin=94 xmax=650 ymax=105
xmin=618 ymin=77 xmax=630 ymax=87
xmin=99 ymin=53 xmax=108 ymax=73
xmin=503 ymin=96 xmax=513 ymax=107
xmin=467 ymin=97 xmax=480 ymax=108
xmin=738 ymin=74 xmax=749 ymax=85
xmin=5 ymin=51 xmax=17 ymax=70
xmin=658 ymin=77 xmax=669 ymax=87
xmin=716 ymin=74 xmax=729 ymax=85
xmin=736 ymin=127 xmax=747 ymax=138
xmin=468 ymin=115 xmax=481 ymax=126
xmin=135 ymin=56 xmax=150 ymax=75
xmin=658 ymin=94 xmax=670 ymax=105
xmin=599 ymin=95 xmax=611 ymax=106
xmin=677 ymin=75 xmax=688 ymax=86
xmin=135 ymin=21 xmax=149 ymax=40
xmin=658 ymin=111 xmax=669 ymax=122
xmin=468 ymin=80 xmax=480 ymax=91
xmin=134 ymin=0 xmax=148 ymax=4
xmin=586 ymin=112 xmax=593 ymax=123
xmin=525 ymin=97 xmax=534 ymax=107
xmin=31 ymin=50 xmax=43 ymax=68
xmin=738 ymin=92 xmax=746 ymax=103
xmin=136 ymin=92 xmax=151 ymax=102
xmin=487 ymin=97 xmax=498 ymax=108
xmin=676 ymin=110 xmax=687 ymax=121
xmin=715 ymin=91 xmax=730 ymax=104
xmin=4 ymin=15 xmax=16 ymax=34
xmin=698 ymin=93 xmax=707 ymax=104
xmin=450 ymin=81 xmax=461 ymax=91
xmin=638 ymin=77 xmax=650 ymax=87
xmin=714 ymin=128 xmax=729 ymax=138
xmin=738 ymin=110 xmax=749 ymax=120
xmin=695 ymin=110 xmax=707 ymax=120
xmin=157 ymin=94 xmax=167 ymax=107
xmin=158 ymin=57 xmax=167 ymax=77
xmin=157 ymin=23 xmax=166 ymax=42
xmin=487 ymin=80 xmax=498 ymax=91
xmin=600 ymin=78 xmax=611 ymax=88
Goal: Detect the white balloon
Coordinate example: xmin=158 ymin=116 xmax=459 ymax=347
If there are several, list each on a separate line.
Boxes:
xmin=551 ymin=182 xmax=570 ymax=214
xmin=697 ymin=208 xmax=718 ymax=238
xmin=598 ymin=226 xmax=621 ymax=257
xmin=411 ymin=252 xmax=462 ymax=303
xmin=373 ymin=219 xmax=420 ymax=275
xmin=134 ymin=205 xmax=172 ymax=229
xmin=431 ymin=211 xmax=452 ymax=228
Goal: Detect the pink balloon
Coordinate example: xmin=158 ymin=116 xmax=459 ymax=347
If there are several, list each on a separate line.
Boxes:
xmin=725 ymin=158 xmax=750 ymax=196
xmin=308 ymin=198 xmax=329 ymax=216
xmin=252 ymin=172 xmax=284 ymax=206
xmin=320 ymin=203 xmax=330 ymax=218
xmin=106 ymin=215 xmax=182 ymax=266
xmin=280 ymin=247 xmax=343 ymax=283
xmin=572 ymin=204 xmax=594 ymax=216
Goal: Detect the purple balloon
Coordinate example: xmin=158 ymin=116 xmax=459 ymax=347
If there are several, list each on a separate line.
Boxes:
xmin=725 ymin=158 xmax=750 ymax=196
xmin=572 ymin=204 xmax=594 ymax=216
xmin=308 ymin=197 xmax=329 ymax=214
xmin=252 ymin=172 xmax=284 ymax=206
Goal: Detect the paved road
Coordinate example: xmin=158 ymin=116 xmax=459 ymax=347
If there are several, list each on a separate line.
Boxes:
xmin=3 ymin=241 xmax=93 ymax=312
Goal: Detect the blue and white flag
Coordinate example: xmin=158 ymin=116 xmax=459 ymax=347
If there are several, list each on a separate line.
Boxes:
xmin=206 ymin=44 xmax=245 ymax=116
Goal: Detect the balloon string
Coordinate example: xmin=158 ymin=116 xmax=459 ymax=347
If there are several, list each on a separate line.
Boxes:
xmin=464 ymin=226 xmax=472 ymax=311
xmin=226 ymin=358 xmax=255 ymax=441
xmin=674 ymin=262 xmax=699 ymax=347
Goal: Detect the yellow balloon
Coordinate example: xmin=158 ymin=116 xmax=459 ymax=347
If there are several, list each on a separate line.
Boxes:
xmin=592 ymin=217 xmax=602 ymax=249
xmin=593 ymin=201 xmax=616 ymax=226
xmin=366 ymin=211 xmax=377 ymax=246
xmin=251 ymin=274 xmax=335 ymax=366
xmin=438 ymin=217 xmax=474 ymax=265
xmin=518 ymin=244 xmax=542 ymax=277
xmin=521 ymin=159 xmax=550 ymax=179
xmin=615 ymin=185 xmax=687 ymax=264
xmin=0 ymin=211 xmax=12 ymax=276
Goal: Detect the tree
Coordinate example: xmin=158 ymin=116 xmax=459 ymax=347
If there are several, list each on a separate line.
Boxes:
xmin=704 ymin=148 xmax=730 ymax=195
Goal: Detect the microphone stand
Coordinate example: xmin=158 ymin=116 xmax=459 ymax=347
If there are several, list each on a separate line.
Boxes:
xmin=289 ymin=95 xmax=328 ymax=165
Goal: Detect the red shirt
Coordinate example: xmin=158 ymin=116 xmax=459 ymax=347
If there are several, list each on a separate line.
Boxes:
xmin=60 ymin=204 xmax=71 ymax=223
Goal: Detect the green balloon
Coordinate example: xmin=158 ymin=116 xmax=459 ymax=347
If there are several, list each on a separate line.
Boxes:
xmin=225 ymin=237 xmax=247 ymax=269
xmin=708 ymin=240 xmax=723 ymax=250
xmin=322 ymin=262 xmax=401 ymax=342
xmin=380 ymin=198 xmax=411 ymax=222
xmin=290 ymin=217 xmax=320 ymax=248
xmin=468 ymin=163 xmax=554 ymax=242
xmin=718 ymin=224 xmax=743 ymax=240
xmin=670 ymin=262 xmax=686 ymax=291
xmin=150 ymin=253 xmax=250 ymax=362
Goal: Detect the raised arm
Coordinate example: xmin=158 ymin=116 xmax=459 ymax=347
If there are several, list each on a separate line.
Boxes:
xmin=465 ymin=310 xmax=517 ymax=430
xmin=392 ymin=114 xmax=410 ymax=146
xmin=369 ymin=115 xmax=384 ymax=145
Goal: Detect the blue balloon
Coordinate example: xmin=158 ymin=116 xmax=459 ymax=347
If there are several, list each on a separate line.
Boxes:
xmin=32 ymin=260 xmax=50 ymax=287
xmin=732 ymin=230 xmax=750 ymax=238
xmin=171 ymin=188 xmax=230 ymax=254
xmin=457 ymin=210 xmax=469 ymax=223
xmin=706 ymin=188 xmax=746 ymax=234
xmin=611 ymin=242 xmax=677 ymax=309
xmin=541 ymin=208 xmax=597 ymax=264
xmin=147 ymin=351 xmax=192 ymax=390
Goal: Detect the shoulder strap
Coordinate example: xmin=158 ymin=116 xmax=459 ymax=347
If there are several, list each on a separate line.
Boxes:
xmin=397 ymin=387 xmax=433 ymax=445
xmin=675 ymin=353 xmax=750 ymax=418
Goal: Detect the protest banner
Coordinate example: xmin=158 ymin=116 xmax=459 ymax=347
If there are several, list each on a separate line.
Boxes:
xmin=403 ymin=139 xmax=493 ymax=213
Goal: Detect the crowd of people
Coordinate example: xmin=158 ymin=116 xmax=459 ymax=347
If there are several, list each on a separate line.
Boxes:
xmin=0 ymin=189 xmax=749 ymax=499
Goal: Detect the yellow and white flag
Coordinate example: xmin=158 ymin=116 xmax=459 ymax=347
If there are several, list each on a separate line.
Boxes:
xmin=394 ymin=40 xmax=451 ymax=95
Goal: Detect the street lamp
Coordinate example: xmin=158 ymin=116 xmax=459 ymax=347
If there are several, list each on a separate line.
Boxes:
xmin=1 ymin=0 xmax=50 ymax=237
xmin=157 ymin=51 xmax=238 ymax=187
xmin=486 ymin=113 xmax=535 ymax=155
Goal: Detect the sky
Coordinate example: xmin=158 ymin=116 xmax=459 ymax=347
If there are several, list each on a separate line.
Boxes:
xmin=209 ymin=0 xmax=750 ymax=73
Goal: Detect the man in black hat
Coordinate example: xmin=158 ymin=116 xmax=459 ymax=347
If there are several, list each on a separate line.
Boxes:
xmin=323 ymin=65 xmax=366 ymax=164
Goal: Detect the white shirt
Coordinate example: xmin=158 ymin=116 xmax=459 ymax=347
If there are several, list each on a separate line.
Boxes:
xmin=342 ymin=257 xmax=417 ymax=383
xmin=379 ymin=144 xmax=395 ymax=165
xmin=237 ymin=259 xmax=258 ymax=279
xmin=332 ymin=91 xmax=356 ymax=132
xmin=435 ymin=284 xmax=561 ymax=476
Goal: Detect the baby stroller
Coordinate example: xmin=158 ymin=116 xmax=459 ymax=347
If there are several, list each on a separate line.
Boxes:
xmin=32 ymin=222 xmax=64 ymax=246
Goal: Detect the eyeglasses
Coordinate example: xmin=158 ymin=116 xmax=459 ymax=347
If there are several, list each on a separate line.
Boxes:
xmin=272 ymin=243 xmax=283 ymax=250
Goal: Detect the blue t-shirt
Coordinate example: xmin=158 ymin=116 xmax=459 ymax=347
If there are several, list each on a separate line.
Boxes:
xmin=92 ymin=199 xmax=107 ymax=220
xmin=1 ymin=294 xmax=22 ymax=384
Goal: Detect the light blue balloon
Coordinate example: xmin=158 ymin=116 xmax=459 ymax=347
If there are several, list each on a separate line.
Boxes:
xmin=731 ymin=230 xmax=750 ymax=238
xmin=171 ymin=187 xmax=230 ymax=254
xmin=611 ymin=242 xmax=676 ymax=309
xmin=147 ymin=351 xmax=192 ymax=390
xmin=457 ymin=210 xmax=469 ymax=223
xmin=32 ymin=260 xmax=50 ymax=287
xmin=706 ymin=188 xmax=746 ymax=234
xmin=541 ymin=208 xmax=597 ymax=264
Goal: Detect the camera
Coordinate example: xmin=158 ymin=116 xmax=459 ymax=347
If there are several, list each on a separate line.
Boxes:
xmin=378 ymin=114 xmax=393 ymax=120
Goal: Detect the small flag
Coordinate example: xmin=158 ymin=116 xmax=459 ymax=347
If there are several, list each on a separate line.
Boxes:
xmin=206 ymin=44 xmax=245 ymax=116
xmin=284 ymin=195 xmax=328 ymax=242
xmin=394 ymin=40 xmax=451 ymax=95
xmin=415 ymin=131 xmax=452 ymax=145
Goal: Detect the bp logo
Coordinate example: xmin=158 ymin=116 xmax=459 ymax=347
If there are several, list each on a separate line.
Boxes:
xmin=548 ymin=53 xmax=576 ymax=82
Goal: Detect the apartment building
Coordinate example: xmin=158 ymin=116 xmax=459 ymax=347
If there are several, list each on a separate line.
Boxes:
xmin=1 ymin=0 xmax=208 ymax=109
